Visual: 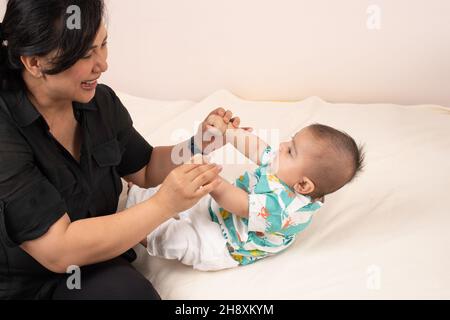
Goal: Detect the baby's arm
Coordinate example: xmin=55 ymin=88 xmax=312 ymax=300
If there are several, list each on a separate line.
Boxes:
xmin=205 ymin=114 xmax=269 ymax=165
xmin=205 ymin=115 xmax=266 ymax=216
xmin=225 ymin=129 xmax=268 ymax=166
xmin=210 ymin=177 xmax=249 ymax=218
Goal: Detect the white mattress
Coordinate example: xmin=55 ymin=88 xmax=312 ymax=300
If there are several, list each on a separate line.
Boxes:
xmin=116 ymin=89 xmax=450 ymax=299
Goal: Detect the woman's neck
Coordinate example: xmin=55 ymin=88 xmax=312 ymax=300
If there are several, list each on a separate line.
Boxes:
xmin=24 ymin=75 xmax=72 ymax=123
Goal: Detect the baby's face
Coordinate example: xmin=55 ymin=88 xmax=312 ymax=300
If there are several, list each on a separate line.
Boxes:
xmin=271 ymin=128 xmax=316 ymax=187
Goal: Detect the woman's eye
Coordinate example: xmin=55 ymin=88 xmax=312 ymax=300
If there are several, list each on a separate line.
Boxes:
xmin=82 ymin=43 xmax=107 ymax=59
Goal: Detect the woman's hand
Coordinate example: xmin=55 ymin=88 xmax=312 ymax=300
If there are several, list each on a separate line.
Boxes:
xmin=195 ymin=108 xmax=252 ymax=154
xmin=153 ymin=162 xmax=222 ymax=217
xmin=205 ymin=114 xmax=236 ymax=133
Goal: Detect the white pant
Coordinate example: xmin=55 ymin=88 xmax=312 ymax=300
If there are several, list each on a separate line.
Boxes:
xmin=126 ymin=185 xmax=239 ymax=271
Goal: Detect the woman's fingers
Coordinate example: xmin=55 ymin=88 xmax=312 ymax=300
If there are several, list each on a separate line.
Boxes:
xmin=206 ymin=124 xmax=225 ymax=135
xmin=195 ymin=178 xmax=222 ymax=197
xmin=206 ymin=107 xmax=238 ymax=128
xmin=230 ymin=117 xmax=240 ymax=128
xmin=181 ymin=163 xmax=202 ymax=173
xmin=191 ymin=165 xmax=222 ymax=190
xmin=223 ymin=110 xmax=233 ymax=123
xmin=209 ymin=107 xmax=226 ymax=117
xmin=186 ymin=163 xmax=218 ymax=181
xmin=159 ymin=163 xmax=221 ymax=215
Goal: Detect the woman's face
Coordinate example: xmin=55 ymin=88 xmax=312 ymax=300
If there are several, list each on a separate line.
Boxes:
xmin=41 ymin=24 xmax=109 ymax=104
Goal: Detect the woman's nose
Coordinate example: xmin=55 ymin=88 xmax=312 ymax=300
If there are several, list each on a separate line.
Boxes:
xmin=93 ymin=56 xmax=108 ymax=74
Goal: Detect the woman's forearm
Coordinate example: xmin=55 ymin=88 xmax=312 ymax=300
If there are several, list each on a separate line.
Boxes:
xmin=145 ymin=146 xmax=178 ymax=187
xmin=58 ymin=195 xmax=173 ymax=271
xmin=145 ymin=139 xmax=194 ymax=187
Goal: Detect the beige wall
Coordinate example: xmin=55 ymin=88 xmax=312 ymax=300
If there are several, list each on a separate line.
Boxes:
xmin=2 ymin=0 xmax=450 ymax=106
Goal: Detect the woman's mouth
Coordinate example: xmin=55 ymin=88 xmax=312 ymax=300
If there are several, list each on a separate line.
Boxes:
xmin=81 ymin=79 xmax=98 ymax=90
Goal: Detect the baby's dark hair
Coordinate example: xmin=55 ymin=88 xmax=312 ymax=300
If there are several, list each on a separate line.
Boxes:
xmin=306 ymin=123 xmax=365 ymax=198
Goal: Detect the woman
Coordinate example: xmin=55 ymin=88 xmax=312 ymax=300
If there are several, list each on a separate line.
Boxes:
xmin=0 ymin=0 xmax=241 ymax=299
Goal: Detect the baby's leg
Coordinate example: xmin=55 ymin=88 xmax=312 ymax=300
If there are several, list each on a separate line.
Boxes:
xmin=146 ymin=211 xmax=201 ymax=266
xmin=146 ymin=197 xmax=238 ymax=271
xmin=125 ymin=185 xmax=160 ymax=209
xmin=126 ymin=184 xmax=187 ymax=220
xmin=187 ymin=197 xmax=239 ymax=271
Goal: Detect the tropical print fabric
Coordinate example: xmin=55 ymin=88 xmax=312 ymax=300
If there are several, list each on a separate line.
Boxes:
xmin=209 ymin=146 xmax=323 ymax=265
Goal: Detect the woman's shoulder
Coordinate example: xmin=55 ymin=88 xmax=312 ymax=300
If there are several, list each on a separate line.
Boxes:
xmin=0 ymin=90 xmax=13 ymax=114
xmin=92 ymin=84 xmax=128 ymax=115
xmin=92 ymin=84 xmax=132 ymax=132
xmin=0 ymin=92 xmax=32 ymax=165
xmin=0 ymin=90 xmax=19 ymax=127
xmin=94 ymin=84 xmax=120 ymax=106
xmin=95 ymin=83 xmax=115 ymax=97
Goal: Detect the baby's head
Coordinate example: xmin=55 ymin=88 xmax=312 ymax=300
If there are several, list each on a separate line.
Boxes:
xmin=273 ymin=124 xmax=364 ymax=201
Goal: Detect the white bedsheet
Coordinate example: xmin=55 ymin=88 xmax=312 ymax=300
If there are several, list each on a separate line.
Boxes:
xmin=117 ymin=89 xmax=450 ymax=299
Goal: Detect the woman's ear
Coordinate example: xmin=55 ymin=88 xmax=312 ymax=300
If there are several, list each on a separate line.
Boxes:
xmin=293 ymin=177 xmax=315 ymax=195
xmin=20 ymin=56 xmax=44 ymax=79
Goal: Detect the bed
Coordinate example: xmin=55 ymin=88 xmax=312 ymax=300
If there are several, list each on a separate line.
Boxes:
xmin=115 ymin=89 xmax=450 ymax=299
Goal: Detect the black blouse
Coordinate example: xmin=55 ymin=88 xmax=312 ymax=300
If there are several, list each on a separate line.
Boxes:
xmin=0 ymin=84 xmax=153 ymax=299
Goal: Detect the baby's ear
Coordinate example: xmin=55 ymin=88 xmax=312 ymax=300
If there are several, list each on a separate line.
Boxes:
xmin=293 ymin=177 xmax=315 ymax=195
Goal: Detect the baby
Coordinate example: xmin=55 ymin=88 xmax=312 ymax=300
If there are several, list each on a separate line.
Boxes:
xmin=127 ymin=116 xmax=364 ymax=270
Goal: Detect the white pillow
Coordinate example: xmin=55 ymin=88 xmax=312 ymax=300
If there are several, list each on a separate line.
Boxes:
xmin=116 ymin=91 xmax=195 ymax=140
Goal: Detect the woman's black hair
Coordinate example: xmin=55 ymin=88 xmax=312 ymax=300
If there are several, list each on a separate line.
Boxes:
xmin=0 ymin=0 xmax=105 ymax=91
